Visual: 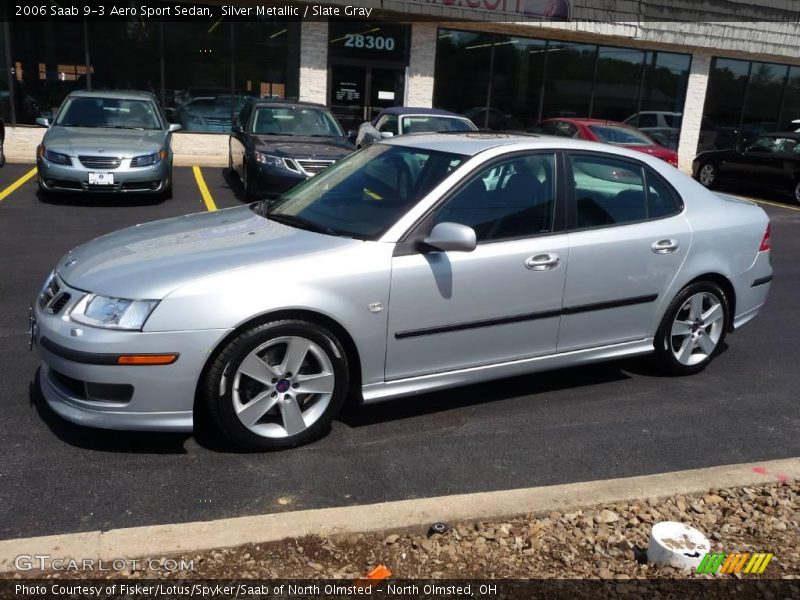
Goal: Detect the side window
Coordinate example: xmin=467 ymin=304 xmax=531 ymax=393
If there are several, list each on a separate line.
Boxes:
xmin=377 ymin=114 xmax=398 ymax=134
xmin=571 ymin=155 xmax=646 ymax=228
xmin=638 ymin=114 xmax=658 ymax=128
xmin=433 ymin=154 xmax=557 ymax=243
xmin=646 ymin=168 xmax=682 ymax=219
xmin=237 ymin=104 xmax=251 ymax=130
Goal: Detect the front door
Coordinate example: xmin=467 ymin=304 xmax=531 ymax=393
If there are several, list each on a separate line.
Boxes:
xmin=385 ymin=152 xmax=566 ymax=381
xmin=329 ymin=64 xmax=405 ymax=132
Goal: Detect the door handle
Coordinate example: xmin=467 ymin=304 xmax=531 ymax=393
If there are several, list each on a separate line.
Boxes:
xmin=525 ymin=253 xmax=560 ymax=271
xmin=651 ymin=239 xmax=679 ymax=254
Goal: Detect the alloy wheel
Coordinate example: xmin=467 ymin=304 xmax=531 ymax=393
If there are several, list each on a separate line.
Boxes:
xmin=699 ymin=164 xmax=716 ymax=187
xmin=668 ymin=292 xmax=725 ymax=366
xmin=794 ymin=180 xmax=800 ymax=204
xmin=227 ymin=336 xmax=335 ymax=438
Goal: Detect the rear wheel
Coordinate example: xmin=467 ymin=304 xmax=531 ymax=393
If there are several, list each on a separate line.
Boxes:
xmin=654 ymin=282 xmax=729 ymax=376
xmin=793 ymin=179 xmax=800 ymax=204
xmin=203 ymin=319 xmax=349 ymax=450
xmin=697 ymin=162 xmax=718 ymax=188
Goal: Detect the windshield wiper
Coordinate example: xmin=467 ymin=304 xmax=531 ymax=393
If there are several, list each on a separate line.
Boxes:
xmin=111 ymin=125 xmax=146 ymax=130
xmin=59 ymin=123 xmax=93 ymax=127
xmin=267 ymin=212 xmax=343 ymax=237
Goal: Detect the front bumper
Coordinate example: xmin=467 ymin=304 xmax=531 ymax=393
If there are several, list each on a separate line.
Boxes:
xmin=251 ymin=161 xmax=308 ymax=198
xmin=38 ymin=157 xmax=171 ymax=194
xmin=32 ymin=279 xmax=230 ymax=432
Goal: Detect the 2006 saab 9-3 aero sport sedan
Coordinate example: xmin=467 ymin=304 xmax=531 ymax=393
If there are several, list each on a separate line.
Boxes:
xmin=30 ymin=134 xmax=773 ymax=450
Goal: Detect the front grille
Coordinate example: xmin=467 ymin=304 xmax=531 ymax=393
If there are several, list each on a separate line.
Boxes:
xmin=296 ymin=159 xmax=335 ymax=176
xmin=39 ymin=278 xmax=60 ymax=311
xmin=79 ymin=156 xmax=122 ymax=169
xmin=49 ymin=292 xmax=71 ymax=315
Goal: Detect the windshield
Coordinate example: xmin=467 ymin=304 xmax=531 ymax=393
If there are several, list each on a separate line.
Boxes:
xmin=262 ymin=145 xmax=467 ymax=240
xmin=400 ymin=116 xmax=477 ymax=134
xmin=56 ymin=97 xmax=162 ymax=130
xmin=589 ymin=125 xmax=655 ymax=146
xmin=252 ymin=106 xmax=344 ymax=137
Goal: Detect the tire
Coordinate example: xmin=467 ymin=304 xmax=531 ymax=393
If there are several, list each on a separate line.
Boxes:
xmin=792 ymin=179 xmax=800 ymax=204
xmin=653 ymin=281 xmax=729 ymax=376
xmin=697 ymin=162 xmax=718 ymax=189
xmin=242 ymin=160 xmax=256 ymax=201
xmin=161 ymin=167 xmax=173 ymax=200
xmin=203 ymin=319 xmax=350 ymax=450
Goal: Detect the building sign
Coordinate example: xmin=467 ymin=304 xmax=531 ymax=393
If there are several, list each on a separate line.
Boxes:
xmin=329 ymin=22 xmax=410 ymax=64
xmin=420 ymin=0 xmax=570 ymax=20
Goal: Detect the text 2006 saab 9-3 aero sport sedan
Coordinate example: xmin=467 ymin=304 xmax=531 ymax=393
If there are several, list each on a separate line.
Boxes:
xmin=30 ymin=134 xmax=773 ymax=450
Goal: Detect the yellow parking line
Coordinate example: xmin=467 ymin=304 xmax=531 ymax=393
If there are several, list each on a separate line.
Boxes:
xmin=192 ymin=165 xmax=217 ymax=212
xmin=744 ymin=197 xmax=800 ymax=212
xmin=0 ymin=167 xmax=38 ymax=203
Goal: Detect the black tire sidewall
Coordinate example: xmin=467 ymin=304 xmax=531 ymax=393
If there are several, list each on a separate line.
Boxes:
xmin=654 ymin=281 xmax=729 ymax=375
xmin=204 ymin=320 xmax=349 ymax=450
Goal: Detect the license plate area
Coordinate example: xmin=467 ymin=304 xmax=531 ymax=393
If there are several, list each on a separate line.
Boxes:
xmin=88 ymin=172 xmax=114 ymax=185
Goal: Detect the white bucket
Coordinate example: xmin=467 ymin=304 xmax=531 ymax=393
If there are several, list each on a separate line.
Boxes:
xmin=647 ymin=521 xmax=711 ymax=569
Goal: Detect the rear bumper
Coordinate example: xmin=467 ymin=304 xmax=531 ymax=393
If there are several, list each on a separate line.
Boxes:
xmin=730 ymin=251 xmax=772 ymax=330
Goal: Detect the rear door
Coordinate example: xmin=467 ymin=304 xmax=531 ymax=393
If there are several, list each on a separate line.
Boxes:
xmin=558 ymin=152 xmax=690 ymax=351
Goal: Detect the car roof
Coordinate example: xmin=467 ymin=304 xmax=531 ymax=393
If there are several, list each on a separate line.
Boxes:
xmin=542 ymin=117 xmax=631 ymax=127
xmin=245 ymin=98 xmax=327 ymax=109
xmin=759 ymin=131 xmax=800 ymax=139
xmin=384 ymin=132 xmax=660 ymax=157
xmin=379 ymin=107 xmax=465 ymax=117
xmin=67 ymin=89 xmax=157 ymax=101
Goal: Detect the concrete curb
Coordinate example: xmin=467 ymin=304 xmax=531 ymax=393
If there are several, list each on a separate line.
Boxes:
xmin=1 ymin=457 xmax=798 ymax=573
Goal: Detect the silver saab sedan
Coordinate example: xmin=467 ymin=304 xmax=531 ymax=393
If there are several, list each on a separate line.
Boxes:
xmin=30 ymin=134 xmax=773 ymax=450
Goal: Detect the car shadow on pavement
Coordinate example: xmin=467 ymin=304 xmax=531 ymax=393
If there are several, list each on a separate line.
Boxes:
xmin=37 ymin=189 xmax=169 ymax=207
xmin=338 ymin=361 xmax=634 ymax=428
xmin=29 ymin=373 xmax=191 ymax=454
xmin=621 ymin=341 xmax=730 ymax=378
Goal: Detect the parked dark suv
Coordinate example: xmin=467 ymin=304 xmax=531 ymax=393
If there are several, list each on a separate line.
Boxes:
xmin=228 ymin=99 xmax=354 ymax=199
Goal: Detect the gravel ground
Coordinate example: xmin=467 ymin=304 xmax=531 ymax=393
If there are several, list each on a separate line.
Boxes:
xmin=12 ymin=481 xmax=799 ymax=580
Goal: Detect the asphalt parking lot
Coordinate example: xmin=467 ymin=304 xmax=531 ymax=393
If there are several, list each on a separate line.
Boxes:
xmin=1 ymin=163 xmax=799 ymax=541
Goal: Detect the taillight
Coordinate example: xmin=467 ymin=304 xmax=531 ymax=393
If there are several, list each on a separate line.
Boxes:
xmin=759 ymin=224 xmax=771 ymax=251
xmin=664 ymin=154 xmax=679 ymax=168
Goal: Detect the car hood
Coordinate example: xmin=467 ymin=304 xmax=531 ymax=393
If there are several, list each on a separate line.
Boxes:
xmin=56 ymin=205 xmax=358 ymax=299
xmin=252 ymin=136 xmax=353 ymax=159
xmin=43 ymin=126 xmax=167 ymax=157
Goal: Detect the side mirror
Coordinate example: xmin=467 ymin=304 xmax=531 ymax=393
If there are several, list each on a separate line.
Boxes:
xmin=231 ymin=124 xmax=243 ymax=134
xmin=423 ymin=222 xmax=477 ymax=253
xmin=168 ymin=123 xmax=182 ymax=133
xmin=380 ymin=131 xmax=394 ymax=139
xmin=346 ymin=130 xmax=358 ymax=143
xmin=35 ymin=117 xmax=51 ymax=128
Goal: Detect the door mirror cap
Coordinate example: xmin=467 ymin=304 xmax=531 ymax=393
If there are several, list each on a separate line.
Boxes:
xmin=168 ymin=123 xmax=182 ymax=133
xmin=423 ymin=222 xmax=477 ymax=253
xmin=231 ymin=124 xmax=243 ymax=134
xmin=380 ymin=131 xmax=394 ymax=139
xmin=35 ymin=117 xmax=51 ymax=128
xmin=346 ymin=130 xmax=358 ymax=143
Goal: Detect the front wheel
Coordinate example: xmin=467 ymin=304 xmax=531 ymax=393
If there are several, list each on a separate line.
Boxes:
xmin=793 ymin=179 xmax=800 ymax=204
xmin=653 ymin=282 xmax=729 ymax=376
xmin=242 ymin=160 xmax=257 ymax=201
xmin=203 ymin=320 xmax=350 ymax=450
xmin=697 ymin=162 xmax=718 ymax=188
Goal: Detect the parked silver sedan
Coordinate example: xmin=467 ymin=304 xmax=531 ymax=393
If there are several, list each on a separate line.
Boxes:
xmin=31 ymin=134 xmax=773 ymax=450
xmin=36 ymin=90 xmax=180 ymax=198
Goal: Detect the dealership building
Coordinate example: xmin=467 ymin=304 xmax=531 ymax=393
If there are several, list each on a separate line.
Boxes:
xmin=2 ymin=0 xmax=800 ymax=169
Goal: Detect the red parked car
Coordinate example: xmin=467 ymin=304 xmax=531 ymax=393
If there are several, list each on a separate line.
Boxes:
xmin=530 ymin=118 xmax=679 ymax=167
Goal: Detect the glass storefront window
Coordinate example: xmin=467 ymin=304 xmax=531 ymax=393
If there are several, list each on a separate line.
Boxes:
xmin=540 ymin=42 xmax=596 ymax=121
xmin=780 ymin=66 xmax=800 ymax=131
xmin=489 ymin=36 xmax=546 ymax=130
xmin=9 ymin=21 xmax=85 ymax=123
xmin=701 ymin=58 xmax=752 ymax=151
xmin=433 ymin=30 xmax=492 ymax=126
xmin=741 ymin=62 xmax=788 ymax=139
xmin=5 ymin=20 xmax=299 ymax=131
xmin=591 ymin=47 xmax=645 ymax=123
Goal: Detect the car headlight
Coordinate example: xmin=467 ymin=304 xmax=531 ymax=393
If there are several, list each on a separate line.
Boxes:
xmin=132 ymin=149 xmax=167 ymax=167
xmin=39 ymin=146 xmax=71 ymax=166
xmin=254 ymin=152 xmax=298 ymax=172
xmin=70 ymin=294 xmax=159 ymax=330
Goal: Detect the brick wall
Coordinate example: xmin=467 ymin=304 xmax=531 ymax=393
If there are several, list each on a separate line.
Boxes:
xmin=406 ymin=23 xmax=437 ymax=107
xmin=677 ymin=52 xmax=712 ymax=173
xmin=299 ymin=21 xmax=329 ymax=105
